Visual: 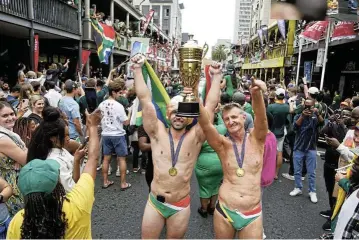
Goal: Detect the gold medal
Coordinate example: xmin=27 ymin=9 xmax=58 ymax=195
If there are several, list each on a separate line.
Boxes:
xmin=169 ymin=167 xmax=178 ymax=176
xmin=236 ymin=168 xmax=245 ymax=177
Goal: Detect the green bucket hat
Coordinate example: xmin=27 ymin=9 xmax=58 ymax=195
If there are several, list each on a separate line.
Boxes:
xmin=18 ymin=159 xmax=60 ymax=197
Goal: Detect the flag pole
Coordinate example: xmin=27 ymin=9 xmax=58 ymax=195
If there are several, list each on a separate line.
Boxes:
xmin=295 ymin=37 xmax=303 ymax=86
xmin=320 ymin=21 xmax=332 ymax=91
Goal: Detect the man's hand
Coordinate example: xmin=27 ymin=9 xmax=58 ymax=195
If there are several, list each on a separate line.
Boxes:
xmin=183 ymin=87 xmax=193 ymax=95
xmin=131 ymin=54 xmax=145 ymax=70
xmin=335 ymin=172 xmax=345 ymax=182
xmin=302 ymin=109 xmax=312 ymax=117
xmin=250 ymin=77 xmax=267 ymax=92
xmin=209 ymin=62 xmax=222 ymax=76
xmin=326 ymin=137 xmax=340 ymax=148
xmin=86 ymin=109 xmax=102 ymax=128
xmin=302 ymin=77 xmax=307 ymax=85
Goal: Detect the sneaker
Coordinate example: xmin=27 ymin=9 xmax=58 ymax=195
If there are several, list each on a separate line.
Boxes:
xmin=289 ymin=188 xmax=302 ymax=196
xmin=108 ymin=166 xmax=112 ymax=175
xmin=141 ymin=169 xmax=146 ymax=175
xmin=116 ymin=169 xmax=130 ymax=177
xmin=263 ymin=232 xmax=267 ymax=239
xmin=97 ymin=164 xmax=102 ymax=171
xmin=309 ymin=192 xmax=318 ymax=203
xmin=320 ymin=210 xmax=332 ymax=219
xmin=133 ymin=167 xmax=141 ymax=173
xmin=302 ymin=176 xmax=305 ymax=181
xmin=322 ymin=219 xmax=331 ymax=231
xmin=282 ymin=173 xmax=294 ymax=180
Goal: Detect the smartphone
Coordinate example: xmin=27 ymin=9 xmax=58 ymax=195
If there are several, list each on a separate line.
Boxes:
xmin=21 ymin=99 xmax=29 ymax=109
xmin=79 ymin=137 xmax=89 ymax=150
xmin=84 ymin=88 xmax=97 ymax=113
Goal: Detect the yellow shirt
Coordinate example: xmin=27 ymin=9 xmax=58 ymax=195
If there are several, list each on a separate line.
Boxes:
xmin=7 ymin=173 xmax=95 ymax=239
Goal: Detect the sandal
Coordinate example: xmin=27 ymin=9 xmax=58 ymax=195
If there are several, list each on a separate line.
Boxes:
xmin=102 ymin=181 xmax=114 ymax=189
xmin=197 ymin=207 xmax=208 ymax=218
xmin=121 ymin=183 xmax=132 ymax=191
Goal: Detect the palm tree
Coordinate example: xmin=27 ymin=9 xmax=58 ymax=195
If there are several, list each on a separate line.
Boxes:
xmin=212 ymin=45 xmax=228 ymax=62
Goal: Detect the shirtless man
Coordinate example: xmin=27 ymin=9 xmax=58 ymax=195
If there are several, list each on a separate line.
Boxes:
xmin=199 ymin=77 xmax=268 ymax=239
xmin=131 ymin=55 xmax=222 ymax=239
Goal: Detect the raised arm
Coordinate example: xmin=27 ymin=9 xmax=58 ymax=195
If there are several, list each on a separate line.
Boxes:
xmin=83 ymin=110 xmax=101 ymax=180
xmin=132 ymin=55 xmax=160 ymax=138
xmin=250 ymin=77 xmax=268 ymax=143
xmin=198 ymin=102 xmax=225 ymax=153
xmin=204 ymin=63 xmax=223 ymax=122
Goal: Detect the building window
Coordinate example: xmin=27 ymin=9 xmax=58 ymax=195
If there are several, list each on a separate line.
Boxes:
xmin=166 ymin=30 xmax=169 ymax=35
xmin=165 ymin=8 xmax=170 ymax=17
xmin=142 ymin=5 xmax=150 ymax=15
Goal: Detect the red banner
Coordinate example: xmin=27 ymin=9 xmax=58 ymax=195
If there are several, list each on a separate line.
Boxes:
xmin=141 ymin=9 xmax=155 ymax=35
xmin=34 ymin=34 xmax=39 ymax=72
xmin=82 ymin=50 xmax=91 ymax=67
xmin=300 ymin=21 xmax=329 ymax=43
xmin=331 ymin=21 xmax=357 ymax=42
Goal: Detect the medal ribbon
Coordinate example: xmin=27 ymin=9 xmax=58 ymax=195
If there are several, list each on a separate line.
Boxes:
xmin=169 ymin=130 xmax=186 ymax=168
xmin=228 ymin=132 xmax=247 ymax=168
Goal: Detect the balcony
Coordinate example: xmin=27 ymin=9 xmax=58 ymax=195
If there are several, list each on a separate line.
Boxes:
xmin=0 ymin=0 xmax=80 ymax=35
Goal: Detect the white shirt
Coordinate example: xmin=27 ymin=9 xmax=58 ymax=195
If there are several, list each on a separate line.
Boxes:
xmin=334 ymin=189 xmax=359 ymax=239
xmin=45 ymin=89 xmax=63 ymax=107
xmin=336 ymin=130 xmax=355 ymax=163
xmin=47 ymin=148 xmax=75 ymax=193
xmin=98 ymin=99 xmax=128 ymax=137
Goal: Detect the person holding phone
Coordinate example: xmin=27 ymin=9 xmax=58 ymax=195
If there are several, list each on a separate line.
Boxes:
xmin=290 ymin=99 xmax=324 ymax=203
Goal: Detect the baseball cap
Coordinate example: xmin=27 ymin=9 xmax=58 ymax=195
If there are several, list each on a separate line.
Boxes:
xmin=308 ymin=87 xmax=319 ymax=95
xmin=18 ymin=159 xmax=60 ymax=197
xmin=64 ymin=79 xmax=78 ymax=92
xmin=275 ymin=88 xmax=286 ymax=96
xmin=232 ymin=92 xmax=246 ymax=104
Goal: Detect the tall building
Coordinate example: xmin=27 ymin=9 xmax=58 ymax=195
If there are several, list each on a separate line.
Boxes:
xmin=133 ymin=0 xmax=184 ymax=69
xmin=133 ymin=0 xmax=184 ymax=42
xmin=250 ymin=0 xmax=273 ymax=40
xmin=233 ymin=0 xmax=252 ymax=45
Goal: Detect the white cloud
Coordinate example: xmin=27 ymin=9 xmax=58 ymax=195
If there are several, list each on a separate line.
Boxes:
xmin=181 ymin=0 xmax=235 ymax=57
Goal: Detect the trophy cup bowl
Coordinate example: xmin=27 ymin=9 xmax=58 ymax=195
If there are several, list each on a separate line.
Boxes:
xmin=177 ymin=35 xmax=208 ymax=118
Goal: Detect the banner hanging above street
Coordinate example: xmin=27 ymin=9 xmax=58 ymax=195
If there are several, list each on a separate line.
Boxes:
xmin=331 ymin=21 xmax=357 ymax=42
xmin=299 ymin=21 xmax=329 ymax=43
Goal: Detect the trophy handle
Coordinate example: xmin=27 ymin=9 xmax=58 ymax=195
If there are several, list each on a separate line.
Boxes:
xmin=202 ymin=43 xmax=209 ymax=59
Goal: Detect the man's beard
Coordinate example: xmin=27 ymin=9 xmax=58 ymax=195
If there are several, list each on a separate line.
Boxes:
xmin=1 ymin=88 xmax=9 ymax=91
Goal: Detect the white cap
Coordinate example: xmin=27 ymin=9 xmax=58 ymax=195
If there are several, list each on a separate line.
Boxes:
xmin=308 ymin=87 xmax=319 ymax=95
xmin=170 ymin=95 xmax=184 ymax=110
xmin=275 ymin=88 xmax=286 ymax=96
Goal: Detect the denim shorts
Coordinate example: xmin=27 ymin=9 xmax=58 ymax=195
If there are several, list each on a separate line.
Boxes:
xmin=102 ymin=135 xmax=128 ymax=157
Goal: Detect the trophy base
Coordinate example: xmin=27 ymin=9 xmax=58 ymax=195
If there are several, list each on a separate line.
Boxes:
xmin=176 ymin=102 xmax=200 ymax=118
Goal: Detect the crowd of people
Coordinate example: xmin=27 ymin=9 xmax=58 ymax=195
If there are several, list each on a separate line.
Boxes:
xmin=0 ymin=54 xmax=358 ymax=239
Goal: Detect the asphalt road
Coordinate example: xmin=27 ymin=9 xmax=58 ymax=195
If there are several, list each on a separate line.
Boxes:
xmin=92 ymin=149 xmax=330 ymax=239
xmin=328 ymin=0 xmax=359 ymax=21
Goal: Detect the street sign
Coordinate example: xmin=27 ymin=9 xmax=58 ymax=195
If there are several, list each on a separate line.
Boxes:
xmin=316 ymin=48 xmax=325 ymax=67
xmin=304 ymin=61 xmax=313 ymax=83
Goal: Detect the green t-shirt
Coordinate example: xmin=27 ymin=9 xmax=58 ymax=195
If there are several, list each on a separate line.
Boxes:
xmin=244 ymin=102 xmax=254 ymax=118
xmin=268 ymin=103 xmax=290 ymax=138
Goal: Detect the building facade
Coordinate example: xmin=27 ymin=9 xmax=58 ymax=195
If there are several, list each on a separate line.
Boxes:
xmin=233 ymin=0 xmax=252 ymax=45
xmin=132 ymin=0 xmax=184 ymax=69
xmin=250 ymin=0 xmax=273 ymax=38
xmin=241 ymin=20 xmax=297 ymax=82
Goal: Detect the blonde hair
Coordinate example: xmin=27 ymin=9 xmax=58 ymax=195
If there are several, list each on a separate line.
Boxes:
xmin=29 ymin=95 xmax=44 ymax=110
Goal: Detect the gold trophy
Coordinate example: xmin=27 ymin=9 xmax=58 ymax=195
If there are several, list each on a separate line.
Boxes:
xmin=177 ymin=35 xmax=209 ymax=118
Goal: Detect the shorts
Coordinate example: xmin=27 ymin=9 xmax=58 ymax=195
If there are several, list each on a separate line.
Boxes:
xmin=102 ymin=135 xmax=128 ymax=157
xmin=276 ymin=136 xmax=285 ymax=152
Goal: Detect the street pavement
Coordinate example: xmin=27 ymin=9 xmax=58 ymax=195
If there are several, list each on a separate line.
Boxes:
xmin=92 ymin=149 xmax=330 ymax=239
xmin=328 ymin=0 xmax=359 ymax=21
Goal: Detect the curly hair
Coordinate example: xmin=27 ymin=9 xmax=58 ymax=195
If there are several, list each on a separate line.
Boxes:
xmin=20 ymin=182 xmax=68 ymax=239
xmin=13 ymin=118 xmax=33 ymax=147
